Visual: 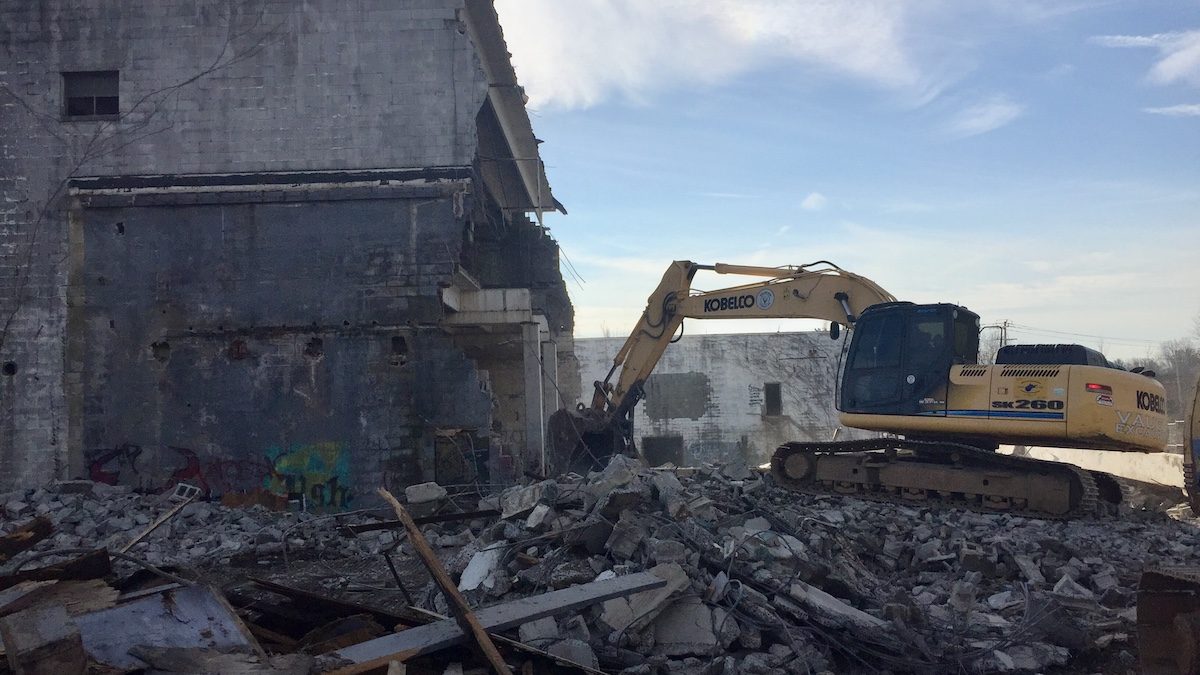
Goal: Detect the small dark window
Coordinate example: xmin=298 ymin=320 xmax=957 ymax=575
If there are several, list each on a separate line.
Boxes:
xmin=763 ymin=382 xmax=782 ymax=416
xmin=63 ymin=71 xmax=119 ymax=119
xmin=641 ymin=435 xmax=684 ymax=466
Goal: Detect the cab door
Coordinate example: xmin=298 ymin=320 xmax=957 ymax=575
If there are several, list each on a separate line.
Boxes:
xmin=903 ymin=307 xmax=953 ymax=416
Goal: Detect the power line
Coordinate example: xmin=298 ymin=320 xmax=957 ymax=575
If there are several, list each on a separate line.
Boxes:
xmin=1005 ymin=323 xmax=1159 ymax=346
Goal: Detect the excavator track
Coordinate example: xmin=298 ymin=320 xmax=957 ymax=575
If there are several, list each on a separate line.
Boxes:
xmin=769 ymin=438 xmax=1119 ymax=519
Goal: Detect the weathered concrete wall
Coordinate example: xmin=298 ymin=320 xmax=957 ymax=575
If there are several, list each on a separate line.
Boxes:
xmin=67 ymin=194 xmax=492 ymax=508
xmin=574 ymin=332 xmax=858 ymax=467
xmin=0 ymin=0 xmax=572 ymax=500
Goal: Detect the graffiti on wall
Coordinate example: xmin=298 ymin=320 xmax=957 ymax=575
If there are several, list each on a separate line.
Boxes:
xmin=168 ymin=447 xmax=274 ymax=497
xmin=85 ymin=443 xmax=144 ymax=485
xmin=82 ymin=441 xmax=354 ymax=510
xmin=265 ymin=442 xmax=353 ymax=509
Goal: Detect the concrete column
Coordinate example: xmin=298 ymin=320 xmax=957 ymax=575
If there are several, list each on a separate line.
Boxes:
xmin=522 ymin=322 xmax=544 ymax=474
xmin=540 ymin=339 xmax=558 ymax=475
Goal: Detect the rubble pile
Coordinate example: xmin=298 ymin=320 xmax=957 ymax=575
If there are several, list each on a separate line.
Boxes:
xmin=1 ymin=462 xmax=1198 ymax=673
xmin=401 ymin=456 xmax=1200 ymax=673
xmin=0 ymin=481 xmax=389 ymax=570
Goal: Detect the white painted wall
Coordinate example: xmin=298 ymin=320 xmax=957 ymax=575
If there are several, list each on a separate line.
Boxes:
xmin=574 ymin=331 xmax=866 ymax=466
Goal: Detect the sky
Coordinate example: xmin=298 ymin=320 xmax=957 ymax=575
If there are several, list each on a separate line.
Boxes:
xmin=492 ymin=0 xmax=1200 ymax=361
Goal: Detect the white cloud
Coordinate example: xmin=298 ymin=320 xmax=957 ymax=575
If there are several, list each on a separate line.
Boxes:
xmin=1091 ymin=30 xmax=1200 ymax=87
xmin=801 ymin=192 xmax=828 ymax=211
xmin=494 ymin=0 xmax=924 ymax=110
xmin=1143 ymin=103 xmax=1200 ymax=117
xmin=559 ymin=217 xmax=1200 ymax=361
xmin=945 ymin=95 xmax=1025 ymax=138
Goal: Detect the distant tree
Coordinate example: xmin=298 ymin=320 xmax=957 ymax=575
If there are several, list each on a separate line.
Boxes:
xmin=1158 ymin=337 xmax=1200 ymax=420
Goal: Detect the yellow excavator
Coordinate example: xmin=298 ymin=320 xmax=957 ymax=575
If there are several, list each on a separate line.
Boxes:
xmin=548 ymin=260 xmax=1191 ymax=519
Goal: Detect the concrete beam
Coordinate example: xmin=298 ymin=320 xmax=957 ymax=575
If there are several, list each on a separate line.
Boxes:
xmin=541 ymin=340 xmax=559 ymax=465
xmin=523 ymin=322 xmax=545 ymax=475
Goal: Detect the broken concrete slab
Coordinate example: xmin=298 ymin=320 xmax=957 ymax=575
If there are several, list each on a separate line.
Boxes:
xmin=500 ymin=481 xmax=558 ymax=519
xmin=651 ymin=596 xmax=739 ymax=657
xmin=517 ymin=616 xmax=560 ymax=646
xmin=786 ymin=580 xmax=889 ymax=633
xmin=546 ymin=638 xmax=599 ymax=669
xmin=405 ymin=482 xmax=448 ymax=504
xmin=457 ymin=545 xmax=506 ymax=592
xmin=599 ymin=563 xmax=690 ymax=633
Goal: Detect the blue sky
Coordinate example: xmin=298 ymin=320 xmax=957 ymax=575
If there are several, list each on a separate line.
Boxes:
xmin=494 ymin=1 xmax=1200 ymax=360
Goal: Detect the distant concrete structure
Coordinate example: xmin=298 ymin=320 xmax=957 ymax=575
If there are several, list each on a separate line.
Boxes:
xmin=0 ymin=0 xmax=577 ymax=506
xmin=575 ymin=332 xmax=860 ymax=467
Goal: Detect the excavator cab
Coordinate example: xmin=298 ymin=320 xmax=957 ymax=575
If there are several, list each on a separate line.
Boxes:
xmin=840 ymin=303 xmax=980 ymax=415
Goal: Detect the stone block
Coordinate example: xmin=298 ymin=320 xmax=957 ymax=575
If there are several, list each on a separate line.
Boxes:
xmin=500 ymin=480 xmax=557 ymax=519
xmin=404 ymin=482 xmax=447 ymax=504
xmin=517 ymin=616 xmax=559 ymax=645
xmin=599 ymin=563 xmax=689 ymax=633
xmin=651 ymin=596 xmax=739 ymax=657
xmin=546 ymin=638 xmax=599 ymax=669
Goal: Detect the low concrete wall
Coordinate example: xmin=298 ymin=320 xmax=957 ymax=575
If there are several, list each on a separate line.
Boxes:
xmin=1002 ymin=446 xmax=1184 ymax=487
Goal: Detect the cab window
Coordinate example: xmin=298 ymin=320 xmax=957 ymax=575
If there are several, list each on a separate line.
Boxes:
xmin=848 ymin=314 xmax=903 ymax=369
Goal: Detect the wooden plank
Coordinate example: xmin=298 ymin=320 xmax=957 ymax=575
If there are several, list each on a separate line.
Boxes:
xmin=342 ymin=509 xmax=500 ymax=535
xmin=247 ymin=576 xmax=424 ymax=628
xmin=323 ymin=571 xmax=665 ymax=674
xmin=0 ymin=549 xmax=112 ymax=592
xmin=0 ymin=581 xmax=57 ymax=618
xmin=376 ymin=487 xmax=512 ymax=675
xmin=0 ymin=517 xmax=53 ymax=562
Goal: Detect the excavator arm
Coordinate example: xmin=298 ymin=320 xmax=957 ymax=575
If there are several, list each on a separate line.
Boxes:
xmin=549 ymin=259 xmax=895 ymax=473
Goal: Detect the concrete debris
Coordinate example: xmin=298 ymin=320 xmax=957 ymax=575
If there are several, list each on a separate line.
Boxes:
xmin=546 ymin=637 xmax=599 ymax=668
xmin=457 ymin=545 xmax=506 ymax=592
xmin=2 ymin=458 xmax=1198 ymax=673
xmin=405 ymin=482 xmax=448 ymax=504
xmin=651 ymin=596 xmax=739 ymax=656
xmin=517 ymin=616 xmax=560 ymax=645
xmin=499 ymin=480 xmax=557 ymax=519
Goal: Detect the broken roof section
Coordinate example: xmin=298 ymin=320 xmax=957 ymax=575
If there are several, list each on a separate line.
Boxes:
xmin=463 ymin=0 xmax=565 ymax=217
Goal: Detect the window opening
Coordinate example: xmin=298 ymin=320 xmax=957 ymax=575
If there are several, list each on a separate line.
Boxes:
xmin=763 ymin=382 xmax=782 ymax=416
xmin=63 ymin=71 xmax=119 ymax=119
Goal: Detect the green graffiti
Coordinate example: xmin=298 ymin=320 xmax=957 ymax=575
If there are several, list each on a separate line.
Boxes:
xmin=264 ymin=442 xmax=353 ymax=509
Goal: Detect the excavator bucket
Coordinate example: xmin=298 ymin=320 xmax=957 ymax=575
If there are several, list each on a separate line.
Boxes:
xmin=1138 ymin=567 xmax=1200 ymax=674
xmin=546 ymin=407 xmax=628 ymax=477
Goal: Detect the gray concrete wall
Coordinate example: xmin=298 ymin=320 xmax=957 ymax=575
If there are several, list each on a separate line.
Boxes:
xmin=0 ymin=0 xmax=572 ymax=500
xmin=67 ymin=194 xmax=492 ymax=508
xmin=575 ymin=332 xmax=859 ymax=467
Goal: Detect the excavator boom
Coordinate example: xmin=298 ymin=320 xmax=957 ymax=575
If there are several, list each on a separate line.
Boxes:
xmin=550 ymin=259 xmax=895 ymax=474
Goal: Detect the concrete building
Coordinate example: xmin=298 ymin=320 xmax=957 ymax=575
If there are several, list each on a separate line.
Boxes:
xmin=574 ymin=332 xmax=861 ymax=467
xmin=0 ymin=0 xmax=577 ymax=508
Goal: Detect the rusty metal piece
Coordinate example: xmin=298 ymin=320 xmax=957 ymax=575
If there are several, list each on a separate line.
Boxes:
xmin=1139 ymin=567 xmax=1200 ymax=674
